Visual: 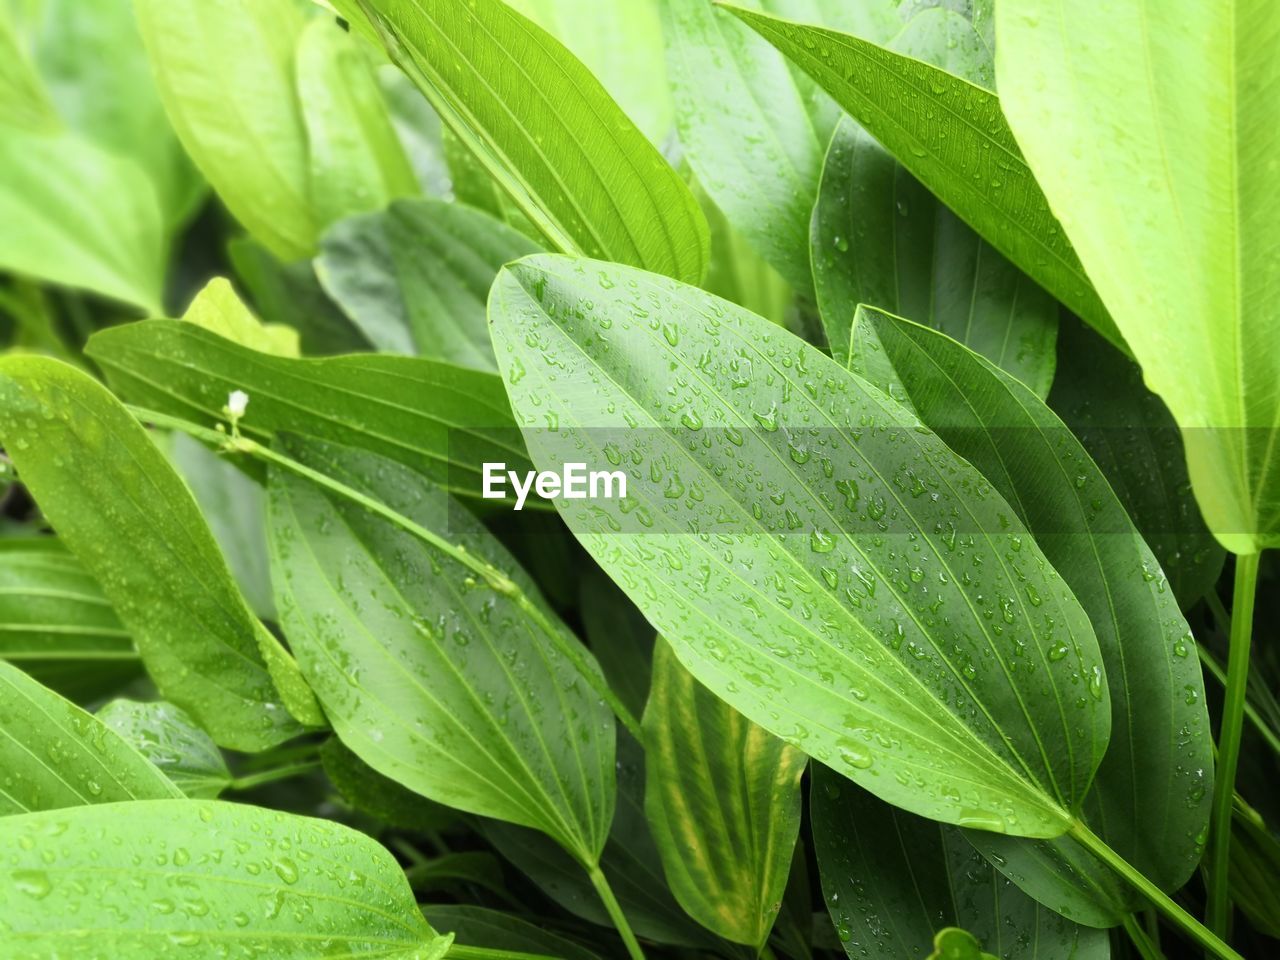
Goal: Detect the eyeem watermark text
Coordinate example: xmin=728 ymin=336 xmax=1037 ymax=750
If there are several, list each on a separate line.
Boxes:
xmin=482 ymin=462 xmax=627 ymax=511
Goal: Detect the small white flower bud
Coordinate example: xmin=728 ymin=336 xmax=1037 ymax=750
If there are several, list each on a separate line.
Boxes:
xmin=226 ymin=390 xmax=249 ymax=418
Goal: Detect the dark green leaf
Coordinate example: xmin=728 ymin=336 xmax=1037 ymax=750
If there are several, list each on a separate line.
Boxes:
xmin=422 ymin=905 xmax=603 ymax=960
xmin=579 ymin=564 xmax=655 ymax=723
xmin=320 ymin=737 xmax=454 ymax=833
xmin=96 ymin=699 xmax=232 ymax=800
xmin=0 ymin=356 xmax=301 ymax=751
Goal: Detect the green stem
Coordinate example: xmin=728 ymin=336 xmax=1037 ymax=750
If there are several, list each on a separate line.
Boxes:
xmin=587 ymin=865 xmax=646 ymax=960
xmin=759 ymin=945 xmax=780 ymax=960
xmin=1067 ymin=820 xmax=1243 ymax=960
xmin=1122 ymin=913 xmax=1164 ymax=960
xmin=130 ymin=406 xmax=643 ymax=740
xmin=1206 ymin=553 xmax=1260 ymax=937
xmin=229 ymin=760 xmax=321 ymax=792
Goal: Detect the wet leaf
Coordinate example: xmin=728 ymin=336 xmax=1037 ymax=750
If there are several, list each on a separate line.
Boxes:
xmin=0 ymin=356 xmax=301 ymax=751
xmin=96 ymin=699 xmax=232 ymax=800
xmin=0 ymin=800 xmax=453 ymax=958
xmin=643 ymin=638 xmax=805 ymax=947
xmin=489 ymin=255 xmax=1110 ymax=838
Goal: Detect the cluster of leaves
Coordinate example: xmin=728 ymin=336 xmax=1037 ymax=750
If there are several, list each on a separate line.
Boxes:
xmin=0 ymin=1 xmax=1277 ymax=960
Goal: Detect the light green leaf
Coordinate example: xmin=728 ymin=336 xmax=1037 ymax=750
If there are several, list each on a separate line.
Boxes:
xmin=643 ymin=638 xmax=806 ymax=947
xmin=135 ymin=0 xmax=315 ymax=260
xmin=317 ymin=198 xmax=541 ymax=368
xmin=0 ymin=799 xmax=452 ymax=958
xmin=996 ymin=0 xmax=1280 ymax=553
xmin=810 ymin=765 xmax=1107 ymax=960
xmin=422 ymin=905 xmax=604 ymax=960
xmin=854 ymin=306 xmax=1211 ymax=922
xmin=333 ymin=0 xmax=709 ymax=284
xmin=0 ymin=539 xmax=140 ymax=701
xmin=506 ymin=0 xmax=672 ymax=145
xmin=320 ymin=737 xmax=454 ymax=832
xmin=661 ymin=0 xmax=899 ymax=292
xmin=722 ymin=4 xmax=1123 ymax=353
xmin=0 ymin=6 xmax=56 ymax=130
xmin=23 ymin=0 xmax=205 ymax=225
xmin=295 ymin=16 xmax=419 ymax=230
xmin=1047 ymin=319 xmax=1225 ymax=610
xmin=488 ymin=255 xmax=1110 ymax=838
xmin=86 ymin=320 xmax=532 ymax=504
xmin=0 ymin=125 xmax=163 ymax=312
xmin=267 ymin=436 xmax=615 ymax=865
xmin=0 ymin=356 xmax=301 ymax=751
xmin=181 ymin=278 xmax=299 ymax=358
xmin=96 ymin=699 xmax=232 ymax=800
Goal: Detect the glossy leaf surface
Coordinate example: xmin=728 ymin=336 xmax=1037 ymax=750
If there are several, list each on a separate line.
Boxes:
xmin=489 ymin=255 xmax=1109 ymax=837
xmin=0 ymin=661 xmax=181 ymax=814
xmin=87 ymin=321 xmax=529 ymax=503
xmin=724 ymin=4 xmax=1122 ymax=352
xmin=96 ymin=699 xmax=232 ymax=800
xmin=644 ymin=638 xmax=805 ymax=947
xmin=0 ymin=356 xmax=300 ymax=751
xmin=997 ymin=0 xmax=1280 ymax=553
xmin=267 ymin=437 xmax=614 ymax=864
xmin=318 ymin=198 xmax=540 ymax=368
xmin=332 ymin=0 xmax=708 ymax=284
xmin=0 ymin=800 xmax=452 ymax=958
xmin=856 ymin=306 xmax=1211 ymax=921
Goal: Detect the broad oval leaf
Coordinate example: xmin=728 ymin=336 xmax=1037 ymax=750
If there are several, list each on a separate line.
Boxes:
xmin=97 ymin=699 xmax=232 ymax=800
xmin=320 ymin=737 xmax=454 ymax=833
xmin=721 ymin=4 xmax=1124 ymax=353
xmin=643 ymin=637 xmax=806 ymax=947
xmin=0 ymin=799 xmax=452 ymax=958
xmin=332 ymin=0 xmax=709 ymax=284
xmin=996 ymin=0 xmax=1280 ymax=553
xmin=422 ymin=904 xmax=603 ymax=960
xmin=135 ymin=0 xmax=315 ymax=261
xmin=1047 ymin=319 xmax=1225 ymax=610
xmin=0 ymin=125 xmax=163 ymax=312
xmin=317 ymin=198 xmax=541 ymax=368
xmin=660 ymin=0 xmax=897 ymax=292
xmin=0 ymin=356 xmax=301 ymax=751
xmin=86 ymin=320 xmax=531 ymax=505
xmin=0 ymin=539 xmax=140 ymax=701
xmin=0 ymin=660 xmax=181 ymax=814
xmin=488 ymin=254 xmax=1110 ymax=838
xmin=267 ymin=436 xmax=615 ymax=865
xmin=181 ymin=277 xmax=300 ymax=358
xmin=854 ymin=306 xmax=1212 ymax=921
xmin=810 ymin=765 xmax=1108 ymax=960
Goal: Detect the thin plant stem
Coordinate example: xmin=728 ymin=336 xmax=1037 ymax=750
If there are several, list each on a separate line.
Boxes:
xmin=229 ymin=761 xmax=321 ymax=792
xmin=1198 ymin=643 xmax=1280 ymax=756
xmin=1067 ymin=819 xmax=1243 ymax=960
xmin=759 ymin=944 xmax=780 ymax=960
xmin=1122 ymin=913 xmax=1164 ymax=960
xmin=1206 ymin=553 xmax=1261 ymax=937
xmin=129 ymin=406 xmax=643 ymax=740
xmin=588 ymin=865 xmax=646 ymax=960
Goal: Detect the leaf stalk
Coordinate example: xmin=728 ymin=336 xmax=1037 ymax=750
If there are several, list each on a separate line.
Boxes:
xmin=587 ymin=864 xmax=646 ymax=960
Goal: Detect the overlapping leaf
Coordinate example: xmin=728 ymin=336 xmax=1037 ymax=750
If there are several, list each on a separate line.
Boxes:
xmin=489 ymin=254 xmax=1110 ymax=838
xmin=97 ymin=699 xmax=232 ymax=800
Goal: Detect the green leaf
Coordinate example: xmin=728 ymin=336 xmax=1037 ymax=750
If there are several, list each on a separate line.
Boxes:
xmin=320 ymin=737 xmax=454 ymax=833
xmin=96 ymin=699 xmax=232 ymax=800
xmin=266 ymin=436 xmax=615 ymax=865
xmin=295 ymin=16 xmax=419 ymax=229
xmin=661 ymin=0 xmax=898 ymax=292
xmin=227 ymin=237 xmax=372 ymax=356
xmin=505 ymin=0 xmax=672 ymax=145
xmin=853 ymin=306 xmax=1212 ymax=922
xmin=1231 ymin=806 xmax=1280 ymax=939
xmin=333 ymin=0 xmax=709 ymax=284
xmin=421 ymin=905 xmax=604 ymax=960
xmin=0 ymin=7 xmax=55 ymax=130
xmin=181 ymin=277 xmax=300 ymax=358
xmin=317 ymin=198 xmax=541 ymax=368
xmin=996 ymin=0 xmax=1280 ymax=553
xmin=488 ymin=255 xmax=1110 ymax=838
xmin=22 ymin=0 xmax=205 ymax=226
xmin=643 ymin=638 xmax=806 ymax=947
xmin=0 ymin=125 xmax=163 ymax=312
xmin=0 ymin=799 xmax=452 ymax=958
xmin=135 ymin=0 xmax=315 ymax=260
xmin=86 ymin=320 xmax=531 ymax=504
xmin=0 ymin=660 xmax=181 ymax=814
xmin=810 ymin=766 xmax=1107 ymax=960
xmin=925 ymin=929 xmax=997 ymax=960
xmin=0 ymin=356 xmax=301 ymax=751
xmin=1047 ymin=318 xmax=1225 ymax=610
xmin=0 ymin=539 xmax=140 ymax=701
xmin=721 ymin=4 xmax=1124 ymax=353
xmin=580 ymin=564 xmax=655 ymax=723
